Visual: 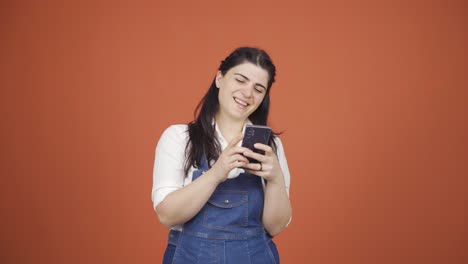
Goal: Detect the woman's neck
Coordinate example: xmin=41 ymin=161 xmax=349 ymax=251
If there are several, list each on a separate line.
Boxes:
xmin=215 ymin=114 xmax=246 ymax=143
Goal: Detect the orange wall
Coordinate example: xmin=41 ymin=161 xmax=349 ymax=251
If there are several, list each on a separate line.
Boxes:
xmin=1 ymin=0 xmax=467 ymax=263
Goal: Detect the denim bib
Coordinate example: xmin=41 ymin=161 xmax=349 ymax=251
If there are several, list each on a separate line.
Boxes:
xmin=163 ymin=155 xmax=280 ymax=264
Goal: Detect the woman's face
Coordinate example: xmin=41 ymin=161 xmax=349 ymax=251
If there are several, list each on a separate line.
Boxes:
xmin=215 ymin=62 xmax=269 ymax=122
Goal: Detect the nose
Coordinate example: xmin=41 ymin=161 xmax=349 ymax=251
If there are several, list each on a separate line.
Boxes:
xmin=241 ymin=84 xmax=254 ymax=98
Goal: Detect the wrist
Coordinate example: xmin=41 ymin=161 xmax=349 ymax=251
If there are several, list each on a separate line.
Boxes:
xmin=204 ymin=167 xmax=225 ymax=185
xmin=266 ymin=173 xmax=285 ymax=187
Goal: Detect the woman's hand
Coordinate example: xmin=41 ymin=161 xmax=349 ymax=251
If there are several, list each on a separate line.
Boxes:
xmin=155 ymin=133 xmax=250 ymax=228
xmin=243 ymin=143 xmax=284 ymax=184
xmin=210 ymin=134 xmax=251 ymax=183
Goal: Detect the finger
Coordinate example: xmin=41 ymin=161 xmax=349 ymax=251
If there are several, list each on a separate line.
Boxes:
xmin=231 ymin=160 xmax=247 ymax=169
xmin=229 ymin=154 xmax=249 ymax=164
xmin=227 ymin=133 xmax=244 ymax=148
xmin=243 ymin=150 xmax=267 ymax=163
xmin=243 ymin=162 xmax=263 ymax=171
xmin=230 ymin=146 xmax=252 ymax=154
xmin=253 ymin=143 xmax=273 ymax=154
xmin=245 ymin=169 xmax=267 ymax=178
xmin=224 ymin=145 xmax=248 ymax=156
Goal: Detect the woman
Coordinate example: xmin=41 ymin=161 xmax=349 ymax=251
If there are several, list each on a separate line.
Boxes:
xmin=152 ymin=47 xmax=292 ymax=263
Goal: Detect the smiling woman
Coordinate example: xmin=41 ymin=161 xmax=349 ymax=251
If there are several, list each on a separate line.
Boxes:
xmin=216 ymin=63 xmax=269 ymax=123
xmin=152 ymin=47 xmax=292 ymax=264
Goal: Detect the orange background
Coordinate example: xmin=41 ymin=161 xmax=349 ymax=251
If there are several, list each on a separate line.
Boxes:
xmin=1 ymin=0 xmax=467 ymax=263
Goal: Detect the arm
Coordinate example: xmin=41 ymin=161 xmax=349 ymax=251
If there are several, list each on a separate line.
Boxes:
xmin=152 ymin=130 xmax=251 ymax=228
xmin=244 ymin=138 xmax=292 ymax=236
xmin=156 ymin=169 xmax=221 ymax=228
xmin=262 ymin=172 xmax=292 ymax=236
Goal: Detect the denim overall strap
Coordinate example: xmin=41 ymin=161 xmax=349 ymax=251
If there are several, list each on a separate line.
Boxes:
xmin=191 ymin=154 xmax=209 ymax=181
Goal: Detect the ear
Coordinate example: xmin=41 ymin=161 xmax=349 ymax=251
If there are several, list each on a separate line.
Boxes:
xmin=215 ymin=71 xmax=223 ymax=88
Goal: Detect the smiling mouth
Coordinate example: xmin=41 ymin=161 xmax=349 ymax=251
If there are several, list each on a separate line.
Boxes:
xmin=233 ymin=97 xmax=249 ymax=107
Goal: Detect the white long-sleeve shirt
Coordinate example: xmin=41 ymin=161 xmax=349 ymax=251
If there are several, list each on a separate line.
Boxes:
xmin=152 ymin=123 xmax=291 ymax=230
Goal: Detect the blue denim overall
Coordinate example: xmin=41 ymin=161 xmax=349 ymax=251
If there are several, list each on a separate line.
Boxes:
xmin=162 ymin=155 xmax=280 ymax=264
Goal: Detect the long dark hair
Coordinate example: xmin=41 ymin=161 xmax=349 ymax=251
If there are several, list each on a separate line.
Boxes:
xmin=184 ymin=47 xmax=278 ymax=176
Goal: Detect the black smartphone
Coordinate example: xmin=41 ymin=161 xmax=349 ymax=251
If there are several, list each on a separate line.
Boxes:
xmin=241 ymin=125 xmax=272 ymax=163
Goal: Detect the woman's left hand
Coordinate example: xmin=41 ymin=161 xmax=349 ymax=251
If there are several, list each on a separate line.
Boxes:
xmin=243 ymin=143 xmax=284 ymax=184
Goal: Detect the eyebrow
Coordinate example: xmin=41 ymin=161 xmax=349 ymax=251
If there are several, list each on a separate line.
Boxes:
xmin=234 ymin=73 xmax=267 ymax=90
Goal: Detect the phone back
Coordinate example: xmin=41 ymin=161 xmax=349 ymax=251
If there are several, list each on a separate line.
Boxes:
xmin=241 ymin=125 xmax=271 ymax=163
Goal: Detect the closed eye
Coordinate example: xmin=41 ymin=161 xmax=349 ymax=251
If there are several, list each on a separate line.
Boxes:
xmin=234 ymin=73 xmax=267 ymax=92
xmin=255 ymin=87 xmax=264 ymax=93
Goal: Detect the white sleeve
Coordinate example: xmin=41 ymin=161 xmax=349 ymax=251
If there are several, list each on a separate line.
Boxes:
xmin=274 ymin=137 xmax=291 ymax=196
xmin=151 ymin=125 xmax=188 ymax=210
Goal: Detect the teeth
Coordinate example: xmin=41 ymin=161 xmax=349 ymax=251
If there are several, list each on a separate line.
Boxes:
xmin=234 ymin=97 xmax=248 ymax=106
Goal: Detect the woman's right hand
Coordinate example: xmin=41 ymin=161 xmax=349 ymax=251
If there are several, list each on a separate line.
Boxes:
xmin=210 ymin=133 xmax=250 ymax=183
